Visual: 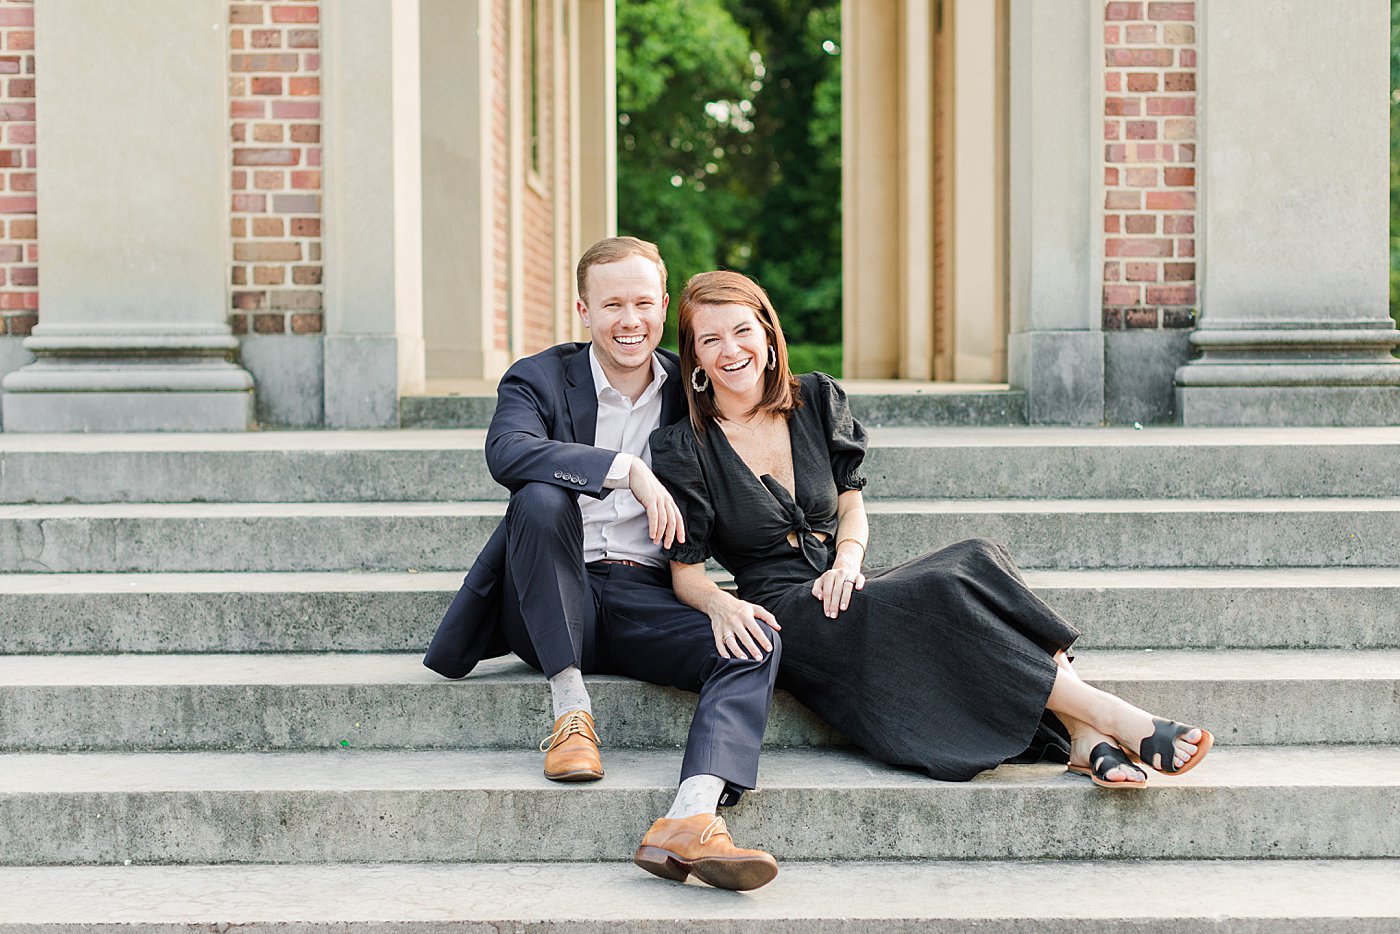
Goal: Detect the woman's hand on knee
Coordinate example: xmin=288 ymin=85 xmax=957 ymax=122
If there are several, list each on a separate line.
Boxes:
xmin=706 ymin=595 xmax=779 ymax=661
xmin=812 ymin=563 xmax=865 ymax=619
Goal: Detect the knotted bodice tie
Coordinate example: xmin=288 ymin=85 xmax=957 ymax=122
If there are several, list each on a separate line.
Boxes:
xmin=760 ymin=474 xmax=828 ymax=575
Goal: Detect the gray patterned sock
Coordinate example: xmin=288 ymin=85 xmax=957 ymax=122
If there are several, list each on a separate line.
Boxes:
xmin=548 ymin=665 xmax=591 ymax=720
xmin=664 ymin=774 xmax=726 ymax=820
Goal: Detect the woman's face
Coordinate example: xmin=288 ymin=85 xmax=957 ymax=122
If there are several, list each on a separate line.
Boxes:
xmin=692 ymin=302 xmax=770 ymax=400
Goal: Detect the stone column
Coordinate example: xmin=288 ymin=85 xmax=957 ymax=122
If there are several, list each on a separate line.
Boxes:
xmin=420 ymin=0 xmax=499 ymax=382
xmin=1175 ymin=0 xmax=1400 ymax=425
xmin=2 ymin=0 xmax=253 ymax=432
xmin=949 ymin=0 xmax=1009 ymax=382
xmin=841 ymin=0 xmax=939 ymax=379
xmin=321 ymin=0 xmax=422 ymax=427
xmin=569 ymin=0 xmax=617 ymax=345
xmin=842 ymin=0 xmax=904 ymax=379
xmin=1006 ymin=0 xmax=1104 ymax=424
xmin=573 ymin=0 xmax=617 ymax=253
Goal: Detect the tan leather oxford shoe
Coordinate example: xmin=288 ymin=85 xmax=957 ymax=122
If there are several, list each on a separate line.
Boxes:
xmin=633 ymin=814 xmax=778 ymax=891
xmin=539 ymin=709 xmax=603 ymax=782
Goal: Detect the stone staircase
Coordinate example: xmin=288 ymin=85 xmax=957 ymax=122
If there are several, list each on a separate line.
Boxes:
xmin=2 ymin=424 xmax=1399 ymax=930
xmin=400 ymin=382 xmax=1030 ymax=429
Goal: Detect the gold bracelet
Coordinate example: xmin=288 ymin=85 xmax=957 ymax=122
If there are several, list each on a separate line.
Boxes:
xmin=836 ymin=537 xmax=866 ymax=558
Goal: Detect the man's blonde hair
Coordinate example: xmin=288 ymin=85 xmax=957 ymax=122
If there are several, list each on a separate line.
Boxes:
xmin=576 ymin=236 xmax=668 ymax=303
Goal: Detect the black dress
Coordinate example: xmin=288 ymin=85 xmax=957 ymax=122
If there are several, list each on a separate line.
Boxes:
xmin=649 ymin=372 xmax=1077 ymax=780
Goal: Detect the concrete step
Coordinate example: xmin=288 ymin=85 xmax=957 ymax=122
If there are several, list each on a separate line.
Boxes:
xmin=4 ymin=498 xmax=1399 ymax=572
xmin=1 ymin=649 xmax=1396 ymax=752
xmin=2 ymin=745 xmax=1396 ymax=864
xmin=6 ymin=426 xmax=1400 ymax=503
xmin=4 ymin=859 xmax=1398 ymax=932
xmin=4 ymin=568 xmax=1396 ymax=654
xmin=401 ymin=384 xmax=1031 ymax=429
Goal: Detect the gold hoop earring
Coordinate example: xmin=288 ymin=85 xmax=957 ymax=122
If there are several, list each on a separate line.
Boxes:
xmin=691 ymin=366 xmax=710 ymax=392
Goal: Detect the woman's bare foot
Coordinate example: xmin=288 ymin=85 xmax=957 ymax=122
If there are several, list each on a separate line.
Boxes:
xmin=1112 ymin=712 xmax=1212 ymax=775
xmin=1063 ymin=715 xmax=1147 ymax=787
xmin=1047 ymin=651 xmax=1210 ymax=775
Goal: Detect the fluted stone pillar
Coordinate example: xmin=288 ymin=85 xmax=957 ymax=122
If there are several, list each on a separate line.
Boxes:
xmin=1175 ymin=0 xmax=1400 ymax=426
xmin=2 ymin=0 xmax=253 ymax=432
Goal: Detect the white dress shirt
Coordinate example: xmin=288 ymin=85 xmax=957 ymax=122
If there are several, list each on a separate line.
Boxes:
xmin=579 ymin=345 xmax=668 ymax=568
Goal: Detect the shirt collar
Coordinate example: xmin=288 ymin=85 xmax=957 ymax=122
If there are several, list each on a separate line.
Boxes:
xmin=588 ymin=344 xmax=668 ymax=405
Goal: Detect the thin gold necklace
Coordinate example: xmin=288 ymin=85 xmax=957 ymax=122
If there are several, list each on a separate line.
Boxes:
xmin=718 ymin=410 xmax=767 ymax=433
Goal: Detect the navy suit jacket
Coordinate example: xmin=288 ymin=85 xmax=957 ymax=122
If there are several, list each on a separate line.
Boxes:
xmin=423 ymin=342 xmax=688 ymax=679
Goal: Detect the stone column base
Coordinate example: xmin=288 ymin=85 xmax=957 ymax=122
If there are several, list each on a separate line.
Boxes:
xmin=2 ymin=360 xmax=254 ymax=432
xmin=2 ymin=326 xmax=256 ymax=432
xmin=1175 ymin=385 xmax=1400 ymax=427
xmin=1174 ymin=324 xmax=1400 ymax=427
xmin=1008 ymin=330 xmax=1104 ymax=425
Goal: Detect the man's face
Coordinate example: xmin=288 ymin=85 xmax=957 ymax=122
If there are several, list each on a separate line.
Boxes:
xmin=578 ymin=254 xmax=669 ymax=381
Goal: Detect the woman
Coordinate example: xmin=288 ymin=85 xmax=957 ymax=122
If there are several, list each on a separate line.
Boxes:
xmin=649 ymin=270 xmax=1212 ymax=788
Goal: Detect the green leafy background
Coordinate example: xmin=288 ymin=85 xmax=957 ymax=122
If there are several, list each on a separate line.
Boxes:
xmin=616 ymin=0 xmax=842 ymax=374
xmin=621 ymin=2 xmax=1400 ymax=362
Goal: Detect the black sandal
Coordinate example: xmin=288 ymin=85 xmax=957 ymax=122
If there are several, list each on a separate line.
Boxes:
xmin=1068 ymin=741 xmax=1148 ymax=789
xmin=1132 ymin=718 xmax=1213 ymax=775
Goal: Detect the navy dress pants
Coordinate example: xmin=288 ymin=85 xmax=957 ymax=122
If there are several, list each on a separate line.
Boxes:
xmin=498 ymin=482 xmax=780 ymax=800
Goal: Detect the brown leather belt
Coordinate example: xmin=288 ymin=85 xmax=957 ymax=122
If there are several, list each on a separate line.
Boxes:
xmin=593 ymin=558 xmax=647 ymax=568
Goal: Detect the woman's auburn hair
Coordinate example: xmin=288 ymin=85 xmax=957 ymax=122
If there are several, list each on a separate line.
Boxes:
xmin=677 ymin=270 xmax=802 ymax=434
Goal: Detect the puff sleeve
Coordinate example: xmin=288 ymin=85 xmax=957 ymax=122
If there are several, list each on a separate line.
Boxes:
xmin=815 ymin=371 xmax=868 ymax=492
xmin=648 ymin=421 xmax=714 ymax=565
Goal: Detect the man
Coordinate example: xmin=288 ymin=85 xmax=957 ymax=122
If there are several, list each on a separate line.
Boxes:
xmin=424 ymin=237 xmax=781 ymax=891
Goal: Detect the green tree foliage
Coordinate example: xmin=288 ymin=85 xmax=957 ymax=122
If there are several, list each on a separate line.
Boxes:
xmin=615 ymin=0 xmax=757 ymax=344
xmin=721 ymin=2 xmax=843 ymax=345
xmin=616 ymin=0 xmax=842 ymax=354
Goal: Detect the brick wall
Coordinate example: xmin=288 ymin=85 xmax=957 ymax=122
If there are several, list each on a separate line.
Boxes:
xmin=228 ymin=0 xmax=323 ymax=337
xmin=0 ymin=0 xmax=34 ymax=338
xmin=1102 ymin=0 xmax=1197 ymax=331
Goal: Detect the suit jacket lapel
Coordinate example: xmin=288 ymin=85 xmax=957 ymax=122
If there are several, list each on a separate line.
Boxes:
xmin=564 ymin=344 xmax=598 ymax=446
xmin=658 ymin=352 xmax=685 ymax=427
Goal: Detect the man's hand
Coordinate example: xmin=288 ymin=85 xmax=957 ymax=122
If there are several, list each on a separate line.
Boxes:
xmin=811 ymin=556 xmax=865 ymax=619
xmin=627 ymin=455 xmax=686 ymax=549
xmin=705 ymin=591 xmax=779 ymax=661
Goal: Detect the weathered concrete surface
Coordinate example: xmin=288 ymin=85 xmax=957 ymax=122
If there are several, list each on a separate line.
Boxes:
xmin=0 ymin=431 xmax=500 ymax=504
xmin=2 ymin=746 xmax=1396 ymax=864
xmin=0 ymin=502 xmax=501 ymax=572
xmin=0 ymin=654 xmax=843 ymax=751
xmin=238 ymin=334 xmax=325 ymax=430
xmin=7 ymin=426 xmax=1400 ymax=503
xmin=401 ymin=387 xmax=1030 ymax=429
xmin=2 ymin=860 xmax=1398 ymax=932
xmin=0 ymin=572 xmax=455 ymax=653
xmin=0 ymin=650 xmax=1395 ymax=751
xmin=1104 ymin=329 xmax=1193 ymax=426
xmin=3 ymin=498 xmax=1400 ymax=572
xmin=3 ymin=568 xmax=1397 ymax=654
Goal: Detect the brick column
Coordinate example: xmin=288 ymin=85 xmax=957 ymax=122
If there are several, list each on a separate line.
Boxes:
xmin=1175 ymin=0 xmax=1400 ymax=425
xmin=0 ymin=0 xmax=35 ymax=426
xmin=1100 ymin=0 xmax=1198 ymax=423
xmin=228 ymin=0 xmax=325 ymax=428
xmin=2 ymin=0 xmax=253 ymax=431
